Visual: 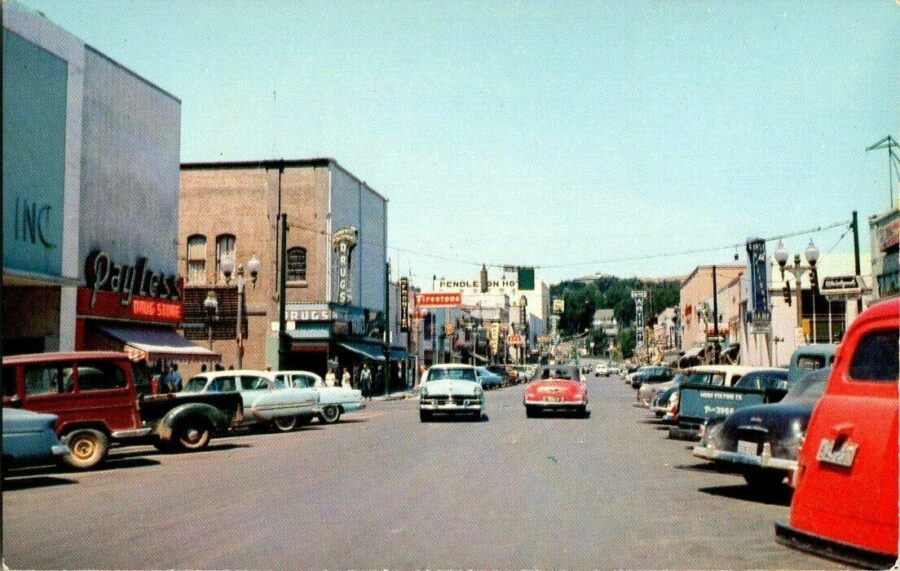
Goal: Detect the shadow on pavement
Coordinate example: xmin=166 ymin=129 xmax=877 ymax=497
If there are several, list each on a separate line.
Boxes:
xmin=426 ymin=414 xmax=490 ymax=423
xmin=674 ymin=462 xmax=738 ymax=474
xmin=2 ymin=475 xmax=77 ymax=492
xmin=698 ymin=484 xmax=793 ymax=507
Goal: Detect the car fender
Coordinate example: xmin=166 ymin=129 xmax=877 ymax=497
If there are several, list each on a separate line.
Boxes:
xmin=156 ymin=403 xmax=227 ymax=442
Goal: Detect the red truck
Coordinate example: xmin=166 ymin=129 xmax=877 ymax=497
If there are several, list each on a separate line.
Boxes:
xmin=2 ymin=351 xmax=243 ymax=470
xmin=776 ymin=297 xmax=898 ymax=568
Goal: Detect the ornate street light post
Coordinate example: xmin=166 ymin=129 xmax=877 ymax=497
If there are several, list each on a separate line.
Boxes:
xmin=774 ymin=240 xmax=819 ymax=343
xmin=221 ymin=254 xmax=261 ymax=369
xmin=203 ymin=291 xmax=218 ymax=351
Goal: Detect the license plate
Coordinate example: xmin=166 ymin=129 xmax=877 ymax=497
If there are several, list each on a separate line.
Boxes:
xmin=816 ymin=438 xmax=858 ymax=468
xmin=545 ymin=397 xmax=561 ymax=402
xmin=737 ymin=440 xmax=759 ymax=456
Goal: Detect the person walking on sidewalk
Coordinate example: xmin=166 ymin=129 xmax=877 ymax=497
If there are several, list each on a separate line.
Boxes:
xmin=324 ymin=367 xmax=336 ymax=387
xmin=359 ymin=363 xmax=372 ymax=401
xmin=341 ymin=367 xmax=352 ymax=389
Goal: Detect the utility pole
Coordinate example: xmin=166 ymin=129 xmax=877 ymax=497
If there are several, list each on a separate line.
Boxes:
xmin=277 ymin=213 xmax=288 ymax=370
xmin=383 ymin=260 xmax=391 ymax=396
xmin=712 ymin=265 xmax=720 ymax=364
xmin=866 ymin=135 xmax=899 ymax=208
xmin=851 ymin=211 xmax=863 ymax=314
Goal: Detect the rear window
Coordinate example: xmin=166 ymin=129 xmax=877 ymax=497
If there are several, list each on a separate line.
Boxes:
xmin=24 ymin=365 xmax=75 ymax=396
xmin=848 ymin=329 xmax=899 ymax=383
xmin=797 ymin=355 xmax=826 ymax=371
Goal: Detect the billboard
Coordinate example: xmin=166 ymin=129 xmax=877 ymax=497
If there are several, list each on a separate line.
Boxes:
xmin=416 ymin=292 xmax=462 ymax=308
xmin=745 ymin=238 xmax=770 ymax=324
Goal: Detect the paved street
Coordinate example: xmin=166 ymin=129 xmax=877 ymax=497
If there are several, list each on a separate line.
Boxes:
xmin=3 ymin=374 xmax=839 ymax=570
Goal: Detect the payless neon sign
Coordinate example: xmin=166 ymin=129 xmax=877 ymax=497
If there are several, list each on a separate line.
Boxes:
xmin=85 ymin=250 xmax=181 ymax=308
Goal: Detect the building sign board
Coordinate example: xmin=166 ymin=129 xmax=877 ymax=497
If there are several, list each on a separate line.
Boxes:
xmin=85 ymin=251 xmax=181 ymax=309
xmin=745 ymin=238 xmax=771 ymax=324
xmin=878 ymin=218 xmax=900 ymax=252
xmin=415 ymin=292 xmax=462 ymax=308
xmin=821 ymin=275 xmax=868 ymax=299
xmin=284 ymin=303 xmax=366 ymax=336
xmin=508 ymin=334 xmax=524 ymax=346
xmin=399 ymin=277 xmax=410 ymax=332
xmin=632 ymin=290 xmax=646 ymax=347
xmin=77 ymin=288 xmax=183 ymax=325
xmin=333 ymin=227 xmax=358 ymax=305
xmin=552 ymin=299 xmax=565 ymax=314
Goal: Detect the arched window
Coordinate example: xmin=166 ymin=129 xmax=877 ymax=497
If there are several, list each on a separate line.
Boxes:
xmin=286 ymin=246 xmax=307 ymax=283
xmin=215 ymin=234 xmax=236 ymax=284
xmin=186 ymin=235 xmax=206 ymax=285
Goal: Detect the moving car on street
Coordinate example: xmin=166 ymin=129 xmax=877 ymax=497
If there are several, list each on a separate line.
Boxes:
xmin=523 ymin=365 xmax=588 ymax=418
xmin=692 ymin=368 xmax=829 ymax=490
xmin=776 ymin=298 xmax=898 ymax=569
xmin=2 ymin=408 xmax=70 ymax=475
xmin=182 ymin=370 xmax=318 ymax=431
xmin=418 ymin=364 xmax=484 ymax=422
xmin=272 ymin=370 xmax=365 ymax=424
xmin=2 ymin=351 xmax=243 ymax=469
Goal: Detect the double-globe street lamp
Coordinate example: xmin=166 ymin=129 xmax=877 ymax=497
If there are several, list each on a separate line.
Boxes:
xmin=203 ymin=291 xmax=218 ymax=351
xmin=774 ymin=239 xmax=820 ymax=343
xmin=221 ymin=254 xmax=261 ymax=369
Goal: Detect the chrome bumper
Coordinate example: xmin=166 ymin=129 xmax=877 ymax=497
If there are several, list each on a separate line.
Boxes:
xmin=420 ymin=401 xmax=482 ymax=411
xmin=692 ymin=444 xmax=798 ymax=471
xmin=51 ymin=444 xmax=70 ymax=456
xmin=524 ymin=399 xmax=585 ymax=407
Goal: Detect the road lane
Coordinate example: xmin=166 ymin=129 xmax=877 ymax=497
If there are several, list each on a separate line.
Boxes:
xmin=2 ymin=374 xmax=839 ymax=569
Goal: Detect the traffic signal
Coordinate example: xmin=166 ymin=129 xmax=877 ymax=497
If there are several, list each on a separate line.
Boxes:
xmin=783 ymin=282 xmax=792 ymax=306
xmin=480 ymin=264 xmax=488 ymax=293
xmin=810 ymin=268 xmax=819 ymax=296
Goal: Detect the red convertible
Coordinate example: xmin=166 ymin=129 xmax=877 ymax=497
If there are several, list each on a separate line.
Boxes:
xmin=523 ymin=365 xmax=589 ymax=418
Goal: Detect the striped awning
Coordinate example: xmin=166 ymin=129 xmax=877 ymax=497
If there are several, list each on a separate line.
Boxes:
xmin=98 ymin=325 xmax=221 ymax=364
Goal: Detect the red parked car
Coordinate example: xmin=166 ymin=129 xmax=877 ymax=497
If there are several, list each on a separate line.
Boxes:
xmin=776 ymin=297 xmax=898 ymax=568
xmin=523 ymin=365 xmax=589 ymax=418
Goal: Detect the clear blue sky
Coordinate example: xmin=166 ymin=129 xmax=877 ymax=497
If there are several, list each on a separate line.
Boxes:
xmin=21 ymin=0 xmax=899 ymax=285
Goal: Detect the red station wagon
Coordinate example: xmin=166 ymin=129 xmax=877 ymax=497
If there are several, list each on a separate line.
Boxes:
xmin=776 ymin=297 xmax=899 ymax=568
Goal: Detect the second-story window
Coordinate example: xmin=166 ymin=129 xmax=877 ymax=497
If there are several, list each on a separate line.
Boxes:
xmin=287 ymin=246 xmax=307 ymax=283
xmin=186 ymin=235 xmax=206 ymax=285
xmin=216 ymin=234 xmax=236 ymax=284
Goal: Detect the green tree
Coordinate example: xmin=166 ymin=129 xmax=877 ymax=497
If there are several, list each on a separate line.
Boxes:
xmin=617 ymin=328 xmax=636 ymax=359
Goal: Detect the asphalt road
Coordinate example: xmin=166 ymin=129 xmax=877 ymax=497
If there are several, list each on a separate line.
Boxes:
xmin=2 ymin=373 xmax=842 ymax=570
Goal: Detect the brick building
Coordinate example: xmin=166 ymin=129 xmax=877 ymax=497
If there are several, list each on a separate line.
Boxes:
xmin=178 ymin=159 xmax=409 ymax=385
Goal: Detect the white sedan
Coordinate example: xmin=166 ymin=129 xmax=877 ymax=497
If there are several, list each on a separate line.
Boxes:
xmin=273 ymin=370 xmax=365 ymax=424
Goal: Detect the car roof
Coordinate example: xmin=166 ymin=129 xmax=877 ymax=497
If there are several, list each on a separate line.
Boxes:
xmin=3 ymin=351 xmax=130 ymax=365
xmin=429 ymin=364 xmax=476 ymax=370
xmin=188 ymin=370 xmax=276 ymax=380
xmin=687 ymin=365 xmax=761 ymax=374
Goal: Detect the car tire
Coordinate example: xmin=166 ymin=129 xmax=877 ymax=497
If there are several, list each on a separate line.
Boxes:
xmin=272 ymin=415 xmax=298 ymax=433
xmin=743 ymin=469 xmax=788 ymax=490
xmin=419 ymin=410 xmax=432 ymax=422
xmin=174 ymin=419 xmax=211 ymax=452
xmin=62 ymin=429 xmax=109 ymax=470
xmin=319 ymin=405 xmax=342 ymax=424
xmin=525 ymin=405 xmax=538 ymax=418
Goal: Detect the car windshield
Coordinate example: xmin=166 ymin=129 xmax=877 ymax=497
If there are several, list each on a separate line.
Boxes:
xmin=536 ymin=367 xmax=577 ymax=380
xmin=427 ymin=368 xmax=477 ymax=382
xmin=182 ymin=377 xmax=207 ymax=392
xmin=783 ymin=376 xmax=828 ymax=402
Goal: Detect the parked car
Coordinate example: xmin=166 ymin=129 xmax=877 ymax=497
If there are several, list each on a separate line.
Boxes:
xmin=786 ymin=344 xmax=836 ymax=384
xmin=418 ymin=364 xmax=484 ymax=422
xmin=630 ymin=366 xmax=674 ymax=389
xmin=692 ymin=368 xmax=829 ymax=490
xmin=272 ymin=370 xmax=365 ymax=424
xmin=523 ymin=365 xmax=588 ymax=418
xmin=2 ymin=408 xmax=70 ymax=475
xmin=2 ymin=351 xmax=243 ymax=469
xmin=485 ymin=365 xmax=516 ymax=386
xmin=182 ymin=370 xmax=318 ymax=431
xmin=637 ymin=372 xmax=686 ymax=407
xmin=625 ymin=365 xmax=652 ymax=385
xmin=650 ymin=385 xmax=679 ymax=421
xmin=731 ymin=368 xmax=790 ymax=403
xmin=670 ymin=365 xmax=773 ymax=437
xmin=777 ymin=298 xmax=898 ymax=568
xmin=475 ymin=366 xmax=505 ymax=390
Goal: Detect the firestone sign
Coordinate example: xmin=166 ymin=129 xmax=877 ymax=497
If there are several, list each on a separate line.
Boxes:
xmin=333 ymin=227 xmax=358 ymax=305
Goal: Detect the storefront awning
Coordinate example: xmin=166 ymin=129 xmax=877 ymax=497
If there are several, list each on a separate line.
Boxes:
xmin=390 ymin=348 xmax=412 ymax=360
xmin=338 ymin=342 xmax=385 ymax=361
xmin=98 ymin=325 xmax=221 ymax=364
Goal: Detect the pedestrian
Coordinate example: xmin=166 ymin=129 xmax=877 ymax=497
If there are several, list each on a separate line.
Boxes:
xmin=359 ymin=363 xmax=372 ymax=400
xmin=214 ymin=363 xmax=224 ymax=371
xmin=200 ymin=364 xmax=208 ymax=373
xmin=325 ymin=367 xmax=336 ymax=387
xmin=418 ymin=365 xmax=428 ymax=387
xmin=159 ymin=365 xmax=174 ymax=394
xmin=170 ymin=363 xmax=183 ymax=392
xmin=341 ymin=367 xmax=351 ymax=389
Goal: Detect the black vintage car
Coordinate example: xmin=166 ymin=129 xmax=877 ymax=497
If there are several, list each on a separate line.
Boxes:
xmin=630 ymin=366 xmax=673 ymax=389
xmin=731 ymin=369 xmax=790 ymax=404
xmin=692 ymin=368 xmax=830 ymax=490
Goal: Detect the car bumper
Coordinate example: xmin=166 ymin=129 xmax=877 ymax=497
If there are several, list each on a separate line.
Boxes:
xmin=51 ymin=444 xmax=70 ymax=456
xmin=524 ymin=399 xmax=586 ymax=408
xmin=775 ymin=521 xmax=897 ymax=570
xmin=420 ymin=401 xmax=482 ymax=411
xmin=692 ymin=445 xmax=798 ymax=472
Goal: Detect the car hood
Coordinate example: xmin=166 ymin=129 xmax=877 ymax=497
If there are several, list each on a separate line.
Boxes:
xmin=2 ymin=408 xmax=58 ymax=431
xmin=719 ymin=400 xmax=816 ymax=441
xmin=421 ymin=380 xmax=480 ymax=395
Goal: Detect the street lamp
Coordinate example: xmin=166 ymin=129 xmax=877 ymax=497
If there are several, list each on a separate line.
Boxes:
xmin=222 ymin=254 xmax=261 ymax=369
xmin=203 ymin=291 xmax=218 ymax=351
xmin=774 ymin=239 xmax=819 ymax=343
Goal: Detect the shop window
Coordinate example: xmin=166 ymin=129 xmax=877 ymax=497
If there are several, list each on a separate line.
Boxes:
xmin=2 ymin=366 xmax=16 ymax=397
xmin=849 ymin=329 xmax=899 ymax=383
xmin=187 ymin=235 xmax=207 ymax=285
xmin=24 ymin=365 xmax=75 ymax=396
xmin=287 ymin=247 xmax=307 ymax=283
xmin=215 ymin=234 xmax=236 ymax=284
xmin=76 ymin=362 xmax=127 ymax=391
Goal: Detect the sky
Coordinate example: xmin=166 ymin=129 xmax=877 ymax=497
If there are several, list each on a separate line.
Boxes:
xmin=20 ymin=0 xmax=900 ymax=285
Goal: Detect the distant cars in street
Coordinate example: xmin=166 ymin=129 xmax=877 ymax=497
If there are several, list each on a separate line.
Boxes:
xmin=475 ymin=366 xmax=505 ymax=390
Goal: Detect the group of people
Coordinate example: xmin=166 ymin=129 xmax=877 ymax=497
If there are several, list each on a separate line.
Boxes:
xmin=324 ymin=363 xmax=376 ymax=400
xmin=156 ymin=364 xmax=183 ymax=393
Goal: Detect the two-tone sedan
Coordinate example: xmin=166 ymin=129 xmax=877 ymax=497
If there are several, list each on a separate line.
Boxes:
xmin=272 ymin=370 xmax=365 ymax=424
xmin=418 ymin=364 xmax=484 ymax=422
xmin=523 ymin=365 xmax=589 ymax=418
